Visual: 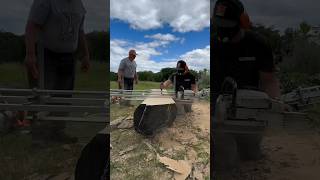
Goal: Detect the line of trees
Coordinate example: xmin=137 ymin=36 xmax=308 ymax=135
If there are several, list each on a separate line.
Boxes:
xmin=0 ymin=31 xmax=109 ymax=63
xmin=110 ymin=68 xmax=198 ymax=82
xmin=252 ymin=22 xmax=320 ymax=93
xmin=110 ymin=68 xmax=210 ymax=89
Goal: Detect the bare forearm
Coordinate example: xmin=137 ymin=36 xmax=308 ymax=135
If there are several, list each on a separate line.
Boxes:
xmin=24 ymin=21 xmax=41 ymax=78
xmin=25 ymin=21 xmax=39 ymax=57
xmin=191 ymin=84 xmax=198 ymax=93
xmin=79 ymin=30 xmax=90 ymax=58
xmin=117 ymin=71 xmax=123 ymax=80
xmin=260 ymin=72 xmax=281 ymax=99
xmin=162 ymin=80 xmax=172 ymax=88
xmin=134 ymin=73 xmax=138 ymax=81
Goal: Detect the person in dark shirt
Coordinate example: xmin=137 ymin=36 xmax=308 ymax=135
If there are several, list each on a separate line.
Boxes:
xmin=160 ymin=60 xmax=197 ymax=94
xmin=211 ymin=0 xmax=281 ymax=171
xmin=160 ymin=60 xmax=197 ymax=112
xmin=212 ymin=0 xmax=280 ymax=105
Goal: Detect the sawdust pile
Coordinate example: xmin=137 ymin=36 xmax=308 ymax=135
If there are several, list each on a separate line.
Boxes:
xmin=151 ymin=102 xmax=210 ymax=179
xmin=111 ymin=102 xmax=210 ymax=180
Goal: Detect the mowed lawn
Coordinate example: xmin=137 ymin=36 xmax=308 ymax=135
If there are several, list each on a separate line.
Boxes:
xmin=110 ymin=81 xmax=161 ymax=90
xmin=0 ymin=62 xmax=108 ymax=90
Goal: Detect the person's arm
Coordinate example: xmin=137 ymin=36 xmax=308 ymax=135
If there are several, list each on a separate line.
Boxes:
xmin=256 ymin=33 xmax=280 ymax=99
xmin=259 ymin=71 xmax=280 ymax=99
xmin=134 ymin=72 xmax=138 ymax=84
xmin=117 ymin=70 xmax=123 ymax=83
xmin=191 ymin=75 xmax=198 ymax=93
xmin=118 ymin=60 xmax=125 ymax=83
xmin=25 ymin=21 xmax=41 ymax=79
xmin=25 ymin=0 xmax=50 ymax=79
xmin=160 ymin=79 xmax=173 ymax=89
xmin=160 ymin=74 xmax=174 ymax=89
xmin=191 ymin=84 xmax=198 ymax=93
xmin=117 ymin=71 xmax=123 ymax=89
xmin=79 ymin=29 xmax=90 ymax=72
xmin=77 ymin=14 xmax=90 ymax=72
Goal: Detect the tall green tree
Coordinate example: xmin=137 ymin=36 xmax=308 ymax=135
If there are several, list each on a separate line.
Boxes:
xmin=299 ymin=21 xmax=311 ymax=37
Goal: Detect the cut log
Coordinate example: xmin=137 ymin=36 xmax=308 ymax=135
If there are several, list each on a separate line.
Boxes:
xmin=134 ymin=97 xmax=177 ymax=136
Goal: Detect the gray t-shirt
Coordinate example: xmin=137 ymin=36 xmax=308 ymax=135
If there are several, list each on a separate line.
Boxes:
xmin=28 ymin=0 xmax=86 ymax=53
xmin=118 ymin=57 xmax=137 ymax=78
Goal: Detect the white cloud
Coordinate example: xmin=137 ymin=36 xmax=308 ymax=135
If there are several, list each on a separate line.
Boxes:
xmin=145 ymin=33 xmax=179 ymax=42
xmin=110 ymin=0 xmax=210 ymax=32
xmin=110 ymin=37 xmax=210 ymax=72
xmin=180 ymin=38 xmax=186 ymax=44
xmin=180 ymin=45 xmax=210 ymax=71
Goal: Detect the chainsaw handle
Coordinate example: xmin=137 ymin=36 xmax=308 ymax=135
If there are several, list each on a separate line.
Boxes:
xmin=221 ymin=77 xmax=237 ymax=107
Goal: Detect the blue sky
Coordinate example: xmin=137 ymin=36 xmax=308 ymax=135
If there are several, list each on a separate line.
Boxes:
xmin=110 ymin=0 xmax=210 ymax=72
xmin=111 ymin=20 xmax=209 ymax=62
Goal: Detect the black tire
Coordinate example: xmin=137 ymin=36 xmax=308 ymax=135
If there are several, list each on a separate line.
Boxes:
xmin=75 ymin=134 xmax=109 ymax=180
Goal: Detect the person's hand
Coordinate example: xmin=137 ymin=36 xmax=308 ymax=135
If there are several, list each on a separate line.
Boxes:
xmin=117 ymin=79 xmax=123 ymax=89
xmin=135 ymin=80 xmax=138 ymax=85
xmin=25 ymin=54 xmax=39 ymax=79
xmin=81 ymin=55 xmax=90 ymax=73
xmin=160 ymin=82 xmax=164 ymax=89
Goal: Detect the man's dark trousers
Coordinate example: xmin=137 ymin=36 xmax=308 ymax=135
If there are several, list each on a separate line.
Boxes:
xmin=30 ymin=48 xmax=76 ymax=143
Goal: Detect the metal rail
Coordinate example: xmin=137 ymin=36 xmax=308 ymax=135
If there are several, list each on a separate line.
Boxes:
xmin=0 ymin=88 xmax=109 ymax=123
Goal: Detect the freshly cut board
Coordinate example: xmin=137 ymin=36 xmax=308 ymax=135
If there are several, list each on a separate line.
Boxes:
xmin=142 ymin=97 xmax=175 ymax=106
xmin=157 ymin=154 xmax=191 ymax=180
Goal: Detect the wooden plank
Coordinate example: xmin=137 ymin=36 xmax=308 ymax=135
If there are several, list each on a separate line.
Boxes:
xmin=142 ymin=97 xmax=175 ymax=106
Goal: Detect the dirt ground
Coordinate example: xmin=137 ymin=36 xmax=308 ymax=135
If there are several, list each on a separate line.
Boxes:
xmin=110 ymin=101 xmax=210 ymax=180
xmin=0 ymin=122 xmax=104 ymax=180
xmin=215 ymin=127 xmax=320 ymax=180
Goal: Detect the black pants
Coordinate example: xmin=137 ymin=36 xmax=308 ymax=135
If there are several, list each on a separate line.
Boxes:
xmin=29 ymin=48 xmax=76 ymax=142
xmin=123 ymin=77 xmax=134 ymax=90
xmin=28 ymin=48 xmax=76 ymax=90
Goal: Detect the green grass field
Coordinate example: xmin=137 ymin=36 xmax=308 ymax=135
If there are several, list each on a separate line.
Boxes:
xmin=0 ymin=62 xmax=108 ymax=90
xmin=110 ymin=81 xmax=161 ymax=90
